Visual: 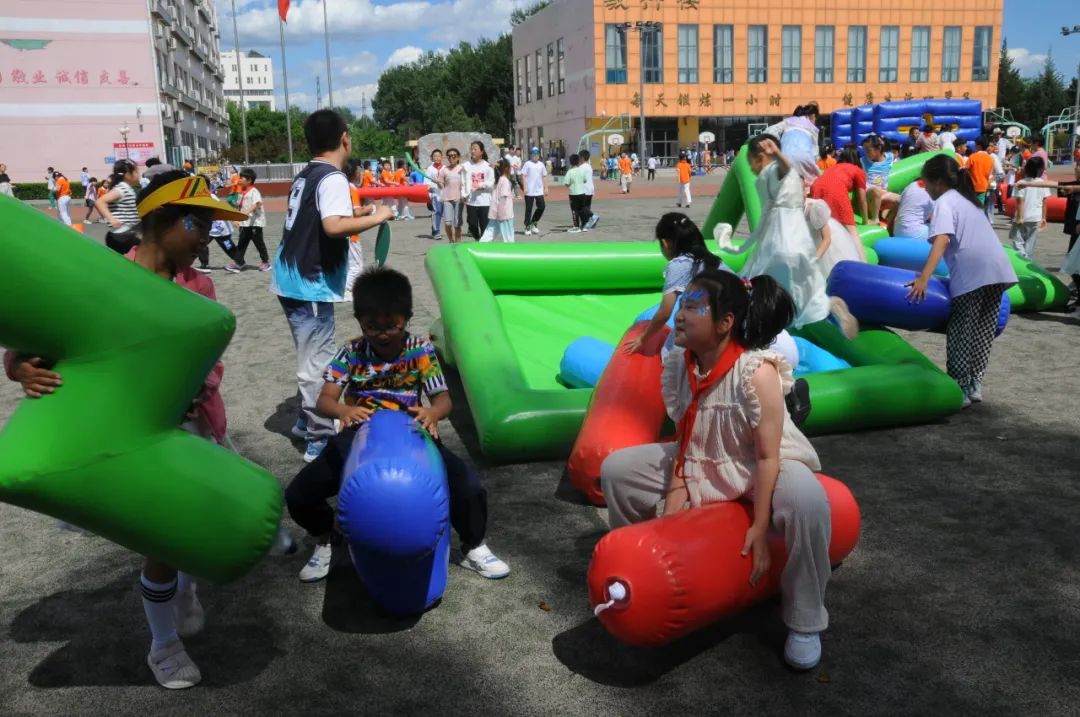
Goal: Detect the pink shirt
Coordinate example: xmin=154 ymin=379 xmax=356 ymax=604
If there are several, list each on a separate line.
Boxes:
xmin=5 ymin=250 xmax=228 ymax=443
xmin=491 ymin=176 xmax=514 ymax=221
xmin=442 ymin=165 xmax=463 ymax=202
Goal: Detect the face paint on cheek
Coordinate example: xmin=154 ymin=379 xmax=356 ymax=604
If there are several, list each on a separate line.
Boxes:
xmin=183 ymin=215 xmax=195 ymax=232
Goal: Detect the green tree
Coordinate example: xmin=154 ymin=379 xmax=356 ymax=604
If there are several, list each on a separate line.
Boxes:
xmin=510 ymin=1 xmax=549 ymax=26
xmin=349 ymin=118 xmax=400 ymax=159
xmin=1025 ymin=55 xmax=1070 ymax=133
xmin=996 ymin=41 xmax=1026 ymax=116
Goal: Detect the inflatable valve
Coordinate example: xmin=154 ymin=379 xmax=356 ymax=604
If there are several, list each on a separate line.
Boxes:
xmin=593 ymin=580 xmax=628 ymax=616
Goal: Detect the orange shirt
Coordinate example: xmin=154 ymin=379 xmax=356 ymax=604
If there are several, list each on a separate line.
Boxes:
xmin=229 ymin=172 xmax=240 ymax=193
xmin=676 ymin=160 xmax=692 ymax=183
xmin=55 ymin=176 xmax=71 ymax=198
xmin=97 ymin=186 xmax=107 ymax=198
xmin=361 ymin=170 xmax=374 ymax=188
xmin=348 ymin=185 xmax=361 ymax=242
xmin=394 ymin=168 xmax=407 ymax=185
xmin=817 ymin=157 xmax=837 ymax=171
xmin=966 ymin=151 xmax=994 ymax=193
xmin=618 ymin=158 xmax=632 ymax=175
xmin=380 ymin=169 xmax=396 ymax=186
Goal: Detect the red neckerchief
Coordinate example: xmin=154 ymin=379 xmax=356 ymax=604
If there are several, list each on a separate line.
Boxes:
xmin=674 ymin=341 xmax=746 ymax=477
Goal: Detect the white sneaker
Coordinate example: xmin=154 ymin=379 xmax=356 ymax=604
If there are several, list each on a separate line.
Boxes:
xmin=459 ymin=543 xmax=510 ymax=579
xmin=784 ymin=631 xmax=821 ymax=670
xmin=829 ymin=297 xmax=859 ymax=340
xmin=524 ymin=226 xmax=532 ymax=236
xmin=147 ymin=640 xmax=201 ymax=689
xmin=961 ymin=395 xmax=972 ymax=409
xmin=968 ymin=384 xmax=983 ymax=403
xmin=586 ymin=214 xmax=600 ymax=229
xmin=299 ymin=543 xmax=333 ymax=582
xmin=567 ymin=227 xmax=582 ymax=234
xmin=173 ymin=588 xmax=205 ymax=638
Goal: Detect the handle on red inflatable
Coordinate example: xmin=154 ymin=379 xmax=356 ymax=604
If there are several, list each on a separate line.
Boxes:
xmin=567 ymin=321 xmax=669 ymax=506
xmin=587 ymin=474 xmax=860 ymax=647
xmin=353 ymin=184 xmax=431 ymax=203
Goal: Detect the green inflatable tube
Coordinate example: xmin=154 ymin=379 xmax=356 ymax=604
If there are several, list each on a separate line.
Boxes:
xmin=0 ymin=196 xmax=282 ymax=583
xmin=427 ymin=242 xmax=963 ymax=462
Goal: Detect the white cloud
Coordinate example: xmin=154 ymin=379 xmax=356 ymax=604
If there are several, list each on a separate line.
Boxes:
xmin=1008 ymin=47 xmax=1050 ymax=76
xmin=284 ymin=82 xmax=378 ymax=114
xmin=340 ymin=51 xmax=379 ymax=78
xmin=384 ymin=45 xmax=425 ymax=69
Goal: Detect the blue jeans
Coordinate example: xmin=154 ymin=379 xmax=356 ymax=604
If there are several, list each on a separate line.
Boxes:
xmin=431 ymin=198 xmax=444 ymax=236
xmin=278 ymin=297 xmax=337 ymax=440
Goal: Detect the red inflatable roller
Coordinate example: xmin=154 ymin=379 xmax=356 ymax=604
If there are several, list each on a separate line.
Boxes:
xmin=567 ymin=322 xmax=669 ymax=506
xmin=353 ymin=184 xmax=431 ymax=203
xmin=1004 ymin=195 xmax=1067 ymax=222
xmin=587 ymin=474 xmax=860 ymax=647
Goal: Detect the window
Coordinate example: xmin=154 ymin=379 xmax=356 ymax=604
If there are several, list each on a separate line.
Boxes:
xmin=781 ymin=26 xmax=801 ymax=83
xmin=814 ymin=26 xmax=833 ymax=83
xmin=847 ymin=26 xmax=866 ymax=82
xmin=557 ymin=38 xmax=565 ymax=94
xmin=677 ymin=25 xmax=698 ymax=83
xmin=973 ymin=26 xmax=992 ymax=81
xmin=713 ymin=25 xmax=733 ymax=83
xmin=879 ymin=26 xmax=899 ymax=82
xmin=605 ymin=24 xmax=627 ymax=84
xmin=942 ymin=27 xmax=961 ymax=82
xmin=516 ymin=58 xmax=523 ymax=106
xmin=642 ymin=26 xmax=663 ymax=83
xmin=748 ymin=25 xmax=767 ymax=83
xmin=910 ymin=26 xmax=930 ymax=82
xmin=525 ymin=53 xmax=532 ymax=102
xmin=536 ymin=49 xmax=544 ymax=99
xmin=547 ymin=42 xmax=555 ymax=96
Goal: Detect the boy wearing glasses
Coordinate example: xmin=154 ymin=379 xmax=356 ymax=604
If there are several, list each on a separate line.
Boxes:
xmin=285 ymin=266 xmax=510 ymax=583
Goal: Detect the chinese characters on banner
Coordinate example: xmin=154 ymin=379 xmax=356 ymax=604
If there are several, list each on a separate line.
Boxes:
xmin=0 ymin=68 xmax=135 ymax=86
xmin=113 ymin=142 xmax=157 ymax=163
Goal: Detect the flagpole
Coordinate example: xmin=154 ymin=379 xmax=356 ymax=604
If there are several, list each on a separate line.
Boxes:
xmin=278 ymin=17 xmax=294 ymax=166
xmin=230 ymin=0 xmax=249 ymax=164
xmin=322 ymin=0 xmax=333 ymax=109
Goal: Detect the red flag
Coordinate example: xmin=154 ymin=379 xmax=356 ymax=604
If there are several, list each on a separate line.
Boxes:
xmin=278 ymin=0 xmax=290 ymax=22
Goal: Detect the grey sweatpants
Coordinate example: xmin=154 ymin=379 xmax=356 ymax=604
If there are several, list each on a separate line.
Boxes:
xmin=600 ymin=442 xmax=832 ymax=632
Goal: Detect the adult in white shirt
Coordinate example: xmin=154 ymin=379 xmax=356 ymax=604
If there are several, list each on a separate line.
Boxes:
xmin=425 ymin=148 xmax=447 ymax=240
xmin=462 ymin=140 xmax=495 ymax=240
xmin=647 ymin=155 xmax=658 ymax=181
xmin=521 ymin=147 xmax=548 ymax=235
xmin=937 ymin=129 xmax=957 ymax=150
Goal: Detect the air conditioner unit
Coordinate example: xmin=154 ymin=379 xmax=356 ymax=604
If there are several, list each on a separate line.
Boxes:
xmin=167 ymin=37 xmax=177 ymax=51
xmin=170 ymin=99 xmax=179 ymax=113
xmin=175 ymin=109 xmax=185 ymax=122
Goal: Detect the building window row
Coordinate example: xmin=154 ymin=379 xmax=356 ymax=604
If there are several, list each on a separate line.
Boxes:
xmin=518 ymin=38 xmax=565 ymax=105
xmin=596 ymin=23 xmax=993 ymax=87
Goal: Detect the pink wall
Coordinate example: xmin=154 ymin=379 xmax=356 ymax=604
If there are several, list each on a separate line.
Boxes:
xmin=0 ymin=0 xmax=163 ymax=183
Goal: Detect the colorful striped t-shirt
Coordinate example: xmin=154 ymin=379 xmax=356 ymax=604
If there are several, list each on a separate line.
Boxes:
xmin=323 ymin=333 xmax=447 ymax=411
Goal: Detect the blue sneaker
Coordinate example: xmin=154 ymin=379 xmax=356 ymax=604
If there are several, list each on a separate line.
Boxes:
xmin=303 ymin=438 xmax=327 ymax=463
xmin=290 ymin=416 xmax=307 ymax=440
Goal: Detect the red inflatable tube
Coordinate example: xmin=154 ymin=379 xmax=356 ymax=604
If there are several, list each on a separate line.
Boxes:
xmin=567 ymin=321 xmax=669 ymax=506
xmin=587 ymin=474 xmax=860 ymax=647
xmin=353 ymin=184 xmax=431 ymax=203
xmin=1004 ymin=195 xmax=1066 ymax=222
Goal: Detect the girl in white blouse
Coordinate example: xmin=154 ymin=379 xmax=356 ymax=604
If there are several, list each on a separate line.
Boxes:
xmin=600 ymin=269 xmax=832 ymax=671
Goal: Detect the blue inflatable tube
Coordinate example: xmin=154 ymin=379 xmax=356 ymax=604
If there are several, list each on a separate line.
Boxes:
xmin=792 ymin=337 xmax=851 ymax=375
xmin=338 ymin=410 xmax=450 ymax=616
xmin=828 ymin=261 xmax=952 ymax=330
xmin=874 ymin=237 xmax=948 ymax=277
xmin=635 ymin=303 xmax=677 ymax=327
xmin=559 ymin=336 xmax=615 ymax=389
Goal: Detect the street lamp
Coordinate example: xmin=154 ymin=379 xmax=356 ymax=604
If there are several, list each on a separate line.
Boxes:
xmin=1062 ymin=25 xmax=1080 ymax=146
xmin=620 ymin=20 xmax=661 ymax=166
xmin=119 ymin=123 xmax=131 ymax=160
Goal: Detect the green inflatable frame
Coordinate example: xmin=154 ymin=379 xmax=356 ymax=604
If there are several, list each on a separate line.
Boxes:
xmin=0 ymin=196 xmax=281 ymax=583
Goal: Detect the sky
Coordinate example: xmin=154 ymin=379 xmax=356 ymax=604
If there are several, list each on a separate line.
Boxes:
xmin=215 ymin=0 xmax=1080 ymax=115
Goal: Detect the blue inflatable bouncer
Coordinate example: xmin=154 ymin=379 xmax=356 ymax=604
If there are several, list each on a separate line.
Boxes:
xmin=831 ymin=98 xmax=982 ymax=150
xmin=337 ymin=410 xmax=450 ymax=616
xmin=560 ymin=336 xmax=616 ymax=389
xmin=874 ymin=237 xmax=949 ymax=277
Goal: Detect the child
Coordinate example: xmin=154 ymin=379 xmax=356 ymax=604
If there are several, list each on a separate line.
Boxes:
xmin=224 ymin=168 xmax=269 ymax=272
xmin=54 ymin=171 xmax=72 ymax=226
xmin=618 ymin=152 xmax=633 ymax=193
xmin=521 ymin=147 xmax=548 ymax=236
xmin=344 ymin=160 xmax=366 ymax=299
xmin=487 ymin=158 xmax=515 ymax=243
xmin=196 ymin=176 xmax=238 ymax=273
xmin=5 ymin=171 xmax=251 ymax=689
xmin=394 ymin=159 xmax=413 ymax=221
xmin=906 ymin=154 xmax=1018 ymax=407
xmin=627 ymin=212 xmax=724 ymax=355
xmin=816 ymin=145 xmax=836 ymax=172
xmin=440 ymin=148 xmax=465 ymax=243
xmin=861 ymin=135 xmax=896 ymax=222
xmin=425 ymin=149 xmax=446 ymax=240
xmin=380 ymin=160 xmax=398 ymax=218
xmin=676 ymin=152 xmax=693 ymax=208
xmin=601 ymin=270 xmax=832 ymax=671
xmin=579 ymin=149 xmax=600 ymax=229
xmin=887 ymin=179 xmax=934 ymax=242
xmin=720 ymin=135 xmax=857 ymax=337
xmin=562 ymin=154 xmax=592 ymax=233
xmin=1009 ymin=157 xmax=1050 ymax=259
xmin=81 ymin=177 xmax=101 ymax=223
xmin=810 ymin=146 xmax=869 ymax=250
xmin=804 ymin=198 xmax=865 ymax=276
xmin=285 ymin=266 xmax=510 ymax=582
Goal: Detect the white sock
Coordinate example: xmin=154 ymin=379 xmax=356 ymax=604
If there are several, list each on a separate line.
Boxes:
xmin=177 ymin=571 xmax=196 ymax=596
xmin=140 ymin=574 xmax=179 ymax=654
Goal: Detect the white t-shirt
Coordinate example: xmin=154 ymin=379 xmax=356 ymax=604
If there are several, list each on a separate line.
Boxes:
xmin=521 ymin=160 xmax=547 ymax=196
xmin=315 ymin=171 xmax=354 ymax=219
xmin=584 ymin=165 xmax=595 ymax=195
xmin=461 ymin=160 xmax=494 ymax=206
xmin=937 ymin=131 xmax=957 ymax=149
xmin=648 ymin=157 xmax=658 ymax=170
xmin=508 ymin=154 xmax=522 ymax=175
xmin=239 ymin=186 xmax=265 ymax=227
xmin=1015 ymin=185 xmax=1052 ymax=224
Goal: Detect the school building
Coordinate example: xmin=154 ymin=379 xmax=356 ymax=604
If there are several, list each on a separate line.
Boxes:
xmin=511 ymin=0 xmax=1003 ymax=164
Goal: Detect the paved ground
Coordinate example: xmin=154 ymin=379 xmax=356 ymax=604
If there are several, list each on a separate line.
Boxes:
xmin=2 ymin=180 xmax=1079 ymax=716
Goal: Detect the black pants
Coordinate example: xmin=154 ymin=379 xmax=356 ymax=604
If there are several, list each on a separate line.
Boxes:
xmin=570 ymin=194 xmax=592 ymax=228
xmin=466 ymin=205 xmax=489 ymax=240
xmin=285 ymin=427 xmax=488 ymax=551
xmin=235 ymin=226 xmax=268 ymax=264
xmin=524 ymin=195 xmax=546 ymax=225
xmin=647 ymin=168 xmax=655 ymax=180
xmin=198 ymin=235 xmax=237 ymax=267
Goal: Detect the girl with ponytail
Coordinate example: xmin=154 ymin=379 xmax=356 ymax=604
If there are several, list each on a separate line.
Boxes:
xmin=906 ymin=154 xmax=1017 ymax=406
xmin=627 ymin=212 xmax=726 ymax=354
xmin=601 ymin=269 xmax=833 ymax=671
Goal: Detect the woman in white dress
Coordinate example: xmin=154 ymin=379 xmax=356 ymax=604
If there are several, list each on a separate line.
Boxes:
xmin=765 ymin=103 xmax=821 ymax=192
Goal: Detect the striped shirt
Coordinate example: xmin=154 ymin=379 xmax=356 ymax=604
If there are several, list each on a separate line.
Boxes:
xmin=324 ymin=333 xmax=447 ymax=411
xmin=110 ymin=182 xmax=140 ymax=228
